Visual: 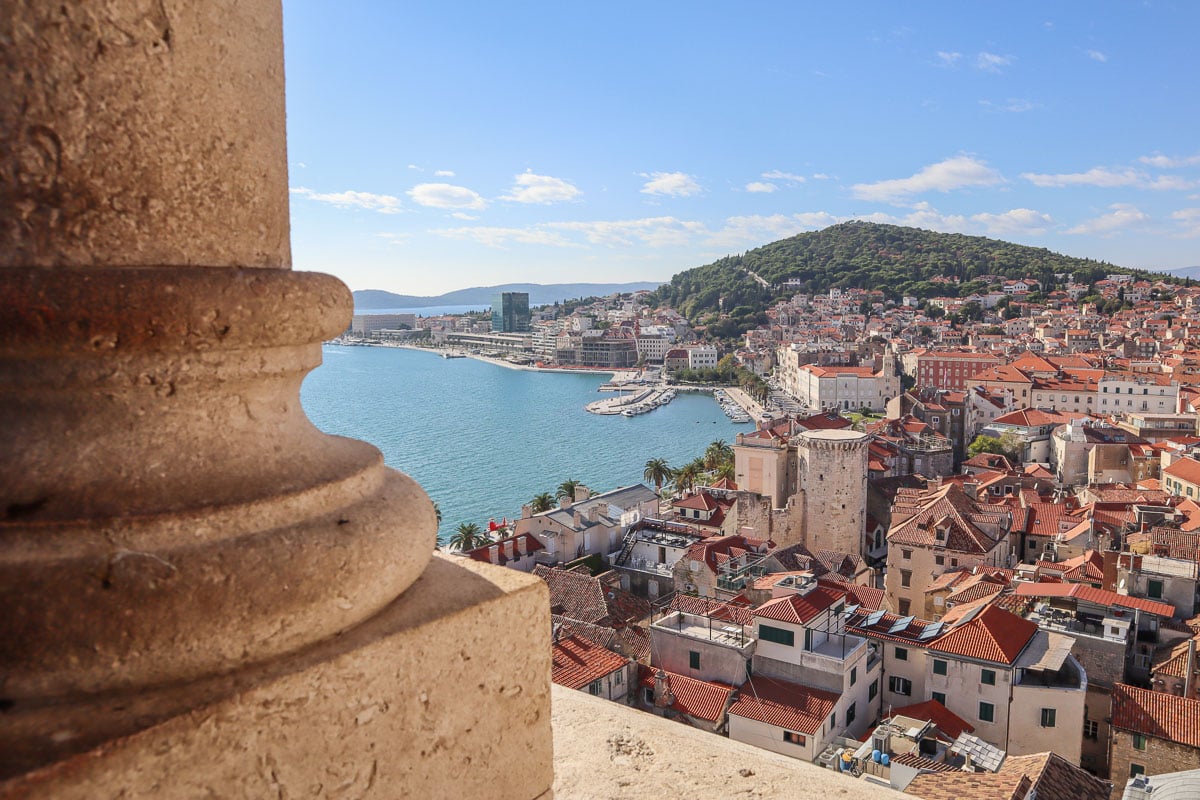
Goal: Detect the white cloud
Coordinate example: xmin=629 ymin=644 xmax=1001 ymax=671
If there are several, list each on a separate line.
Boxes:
xmin=704 ymin=213 xmax=837 ymax=248
xmin=374 ymin=232 xmax=411 ymax=245
xmin=290 ymin=186 xmax=404 ymax=214
xmin=434 ymin=169 xmax=455 ymax=177
xmin=451 ymin=212 xmax=478 ymax=221
xmin=1022 ymin=166 xmax=1197 ymax=190
xmin=936 ymin=51 xmax=962 ymax=66
xmin=407 ymin=183 xmax=487 ymax=210
xmin=970 ymin=208 xmax=1055 ymax=236
xmin=811 ymin=173 xmax=831 ymax=180
xmin=762 ymin=170 xmax=806 ymax=184
xmin=1139 ymin=153 xmax=1200 ymax=169
xmin=1086 ymin=49 xmax=1108 ymax=62
xmin=976 ymin=52 xmax=1013 ymax=73
xmin=852 ymin=156 xmax=1004 ymax=202
xmin=500 ymin=171 xmax=582 ymax=204
xmin=639 ymin=171 xmax=702 ymax=197
xmin=1065 ymin=203 xmax=1149 ymax=235
xmin=432 ymin=226 xmax=575 ymax=248
xmin=407 ymin=164 xmax=422 ymax=171
xmin=745 ymin=181 xmax=778 ymax=193
xmin=1171 ymin=208 xmax=1200 ymax=237
xmin=979 ymin=98 xmax=1036 ymax=113
xmin=553 ymin=217 xmax=708 ymax=247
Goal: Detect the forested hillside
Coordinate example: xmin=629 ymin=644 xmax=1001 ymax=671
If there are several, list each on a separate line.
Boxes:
xmin=650 ymin=221 xmax=1163 ymax=321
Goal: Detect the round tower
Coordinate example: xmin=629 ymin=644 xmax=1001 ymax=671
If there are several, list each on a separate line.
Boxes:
xmin=796 ymin=430 xmax=869 ymax=556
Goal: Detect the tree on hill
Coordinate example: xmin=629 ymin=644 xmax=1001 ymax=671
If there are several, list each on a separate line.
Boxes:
xmin=967 ymin=433 xmax=1024 ymax=464
xmin=530 ymin=492 xmax=555 ymax=513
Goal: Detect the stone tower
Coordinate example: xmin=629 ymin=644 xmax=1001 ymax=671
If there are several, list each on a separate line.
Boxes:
xmin=796 ymin=430 xmax=869 ymax=556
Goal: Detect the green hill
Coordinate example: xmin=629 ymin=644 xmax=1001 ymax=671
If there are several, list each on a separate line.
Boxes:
xmin=650 ymin=221 xmax=1165 ymax=321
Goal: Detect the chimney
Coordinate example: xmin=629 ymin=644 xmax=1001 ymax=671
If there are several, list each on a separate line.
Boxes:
xmin=653 ymin=669 xmax=674 ymax=708
xmin=588 ymin=504 xmax=601 ymax=522
xmin=517 ymin=536 xmax=527 ymax=556
xmin=559 ymin=495 xmax=572 ymax=510
xmin=575 ymin=485 xmax=591 ymax=503
xmin=522 ymin=503 xmax=533 ymax=519
xmin=573 ymin=510 xmax=583 ymax=528
xmin=1102 ymin=549 xmax=1120 ymax=592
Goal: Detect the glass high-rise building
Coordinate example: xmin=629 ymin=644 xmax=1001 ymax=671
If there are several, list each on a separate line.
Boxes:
xmin=491 ymin=291 xmax=531 ymax=332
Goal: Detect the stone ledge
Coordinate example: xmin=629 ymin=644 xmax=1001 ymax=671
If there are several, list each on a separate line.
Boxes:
xmin=552 ymin=685 xmax=901 ymax=799
xmin=2 ymin=555 xmax=554 ymax=799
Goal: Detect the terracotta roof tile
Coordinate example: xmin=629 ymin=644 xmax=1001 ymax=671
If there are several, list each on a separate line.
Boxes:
xmin=928 ymin=604 xmax=1037 ymax=665
xmin=636 ymin=666 xmax=735 ymax=723
xmin=753 ymin=586 xmax=845 ymax=625
xmin=551 ymin=634 xmax=628 ymax=690
xmin=891 ymin=699 xmax=974 ymax=740
xmin=728 ymin=676 xmax=839 ymax=735
xmin=1013 ymin=582 xmax=1176 ymax=617
xmin=1111 ymin=683 xmax=1200 ymax=748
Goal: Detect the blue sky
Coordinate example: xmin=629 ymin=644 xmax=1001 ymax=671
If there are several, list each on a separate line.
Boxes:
xmin=282 ymin=1 xmax=1200 ymax=295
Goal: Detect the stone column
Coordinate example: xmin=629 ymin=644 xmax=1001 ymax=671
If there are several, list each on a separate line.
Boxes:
xmin=1 ymin=3 xmax=552 ymax=797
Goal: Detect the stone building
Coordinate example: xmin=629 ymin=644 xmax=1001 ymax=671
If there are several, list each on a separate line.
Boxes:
xmin=797 ymin=430 xmax=870 ymax=556
xmin=1109 ymin=684 xmax=1200 ymax=797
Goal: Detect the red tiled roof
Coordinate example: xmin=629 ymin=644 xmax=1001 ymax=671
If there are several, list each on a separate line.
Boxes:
xmin=728 ymin=676 xmax=839 ymax=735
xmin=1164 ymin=456 xmax=1200 ymax=486
xmin=1111 ymin=683 xmax=1200 ymax=748
xmin=551 ymin=634 xmax=628 ymax=690
xmin=928 ymin=604 xmax=1037 ymax=665
xmin=753 ymin=586 xmax=846 ymax=625
xmin=637 ymin=666 xmax=734 ymax=723
xmin=1013 ymin=582 xmax=1176 ymax=617
xmin=674 ymin=491 xmax=720 ymax=512
xmin=891 ymin=699 xmax=975 ymax=740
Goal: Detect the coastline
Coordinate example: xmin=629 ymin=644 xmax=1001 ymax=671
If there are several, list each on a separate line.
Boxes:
xmin=326 ymin=339 xmax=622 ymax=377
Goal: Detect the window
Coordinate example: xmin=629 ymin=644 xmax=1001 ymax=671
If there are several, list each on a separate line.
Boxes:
xmin=935 ymin=555 xmax=945 ymax=566
xmin=932 ymin=659 xmax=948 ymax=676
xmin=895 ymin=647 xmax=909 ymax=661
xmin=850 ymin=667 xmax=857 ymax=686
xmin=1133 ymin=733 xmax=1148 ymax=751
xmin=1083 ymin=719 xmax=1098 ymax=740
xmin=689 ymin=651 xmax=700 ymax=670
xmin=979 ymin=702 xmax=995 ymax=723
xmin=950 ymin=558 xmax=958 ymax=567
xmin=932 ymin=691 xmax=947 ymax=705
xmin=759 ymin=624 xmax=795 ymax=647
xmin=783 ymin=731 xmax=806 ymax=746
xmin=901 ymin=570 xmax=912 ymax=588
xmin=829 ymin=712 xmax=836 ymax=730
xmin=981 ymin=669 xmax=996 ymax=686
xmin=902 ymin=549 xmax=912 ymax=560
xmin=1040 ymin=708 xmax=1056 ymax=727
xmin=1147 ymin=580 xmax=1164 ymax=599
xmin=899 ymin=598 xmax=911 ymax=615
xmin=614 ymin=670 xmax=622 ymax=685
xmin=847 ymin=703 xmax=857 ymax=724
xmin=588 ymin=679 xmax=602 ymax=696
xmin=869 ymin=680 xmax=878 ymax=700
xmin=1130 ymin=763 xmax=1146 ymax=779
xmin=889 ymin=676 xmax=912 ymax=696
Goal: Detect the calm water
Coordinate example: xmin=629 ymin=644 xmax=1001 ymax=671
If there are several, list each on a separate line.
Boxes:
xmin=355 ymin=304 xmax=488 ymax=316
xmin=301 ymin=345 xmax=743 ymax=542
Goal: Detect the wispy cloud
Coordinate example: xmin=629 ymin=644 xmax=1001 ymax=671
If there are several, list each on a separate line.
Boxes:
xmin=553 ymin=217 xmax=709 ymax=247
xmin=407 ymin=183 xmax=487 ymax=210
xmin=1086 ymin=49 xmax=1108 ymax=63
xmin=745 ymin=182 xmax=777 ymax=193
xmin=1065 ymin=203 xmax=1149 ymax=235
xmin=1171 ymin=208 xmax=1200 ymax=238
xmin=812 ymin=173 xmax=831 ymax=180
xmin=975 ymin=52 xmax=1013 ymax=73
xmin=374 ymin=232 xmax=411 ymax=246
xmin=407 ymin=164 xmax=422 ymax=171
xmin=979 ymin=98 xmax=1037 ymax=113
xmin=1139 ymin=153 xmax=1200 ymax=169
xmin=639 ymin=171 xmax=702 ymax=197
xmin=290 ymin=186 xmax=404 ymax=214
xmin=936 ymin=51 xmax=962 ymax=67
xmin=852 ymin=156 xmax=1004 ymax=203
xmin=704 ymin=213 xmax=838 ymax=248
xmin=1022 ymin=166 xmax=1197 ymax=190
xmin=434 ymin=169 xmax=455 ymax=177
xmin=500 ymin=171 xmax=582 ymax=204
xmin=762 ymin=170 xmax=806 ymax=184
xmin=432 ymin=226 xmax=575 ymax=248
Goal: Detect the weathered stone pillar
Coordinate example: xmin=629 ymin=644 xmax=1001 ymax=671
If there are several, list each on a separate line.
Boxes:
xmin=1 ymin=3 xmax=552 ymax=797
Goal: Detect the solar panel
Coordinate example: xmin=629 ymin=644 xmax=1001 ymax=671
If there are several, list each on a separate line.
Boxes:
xmin=843 ymin=603 xmax=860 ymax=616
xmin=864 ymin=609 xmax=887 ymax=627
xmin=917 ymin=621 xmax=944 ymax=640
xmin=888 ymin=615 xmax=915 ymax=634
xmin=955 ymin=605 xmax=985 ymax=626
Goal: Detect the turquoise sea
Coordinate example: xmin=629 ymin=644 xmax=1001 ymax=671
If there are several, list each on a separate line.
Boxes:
xmin=300 ymin=345 xmax=743 ymax=543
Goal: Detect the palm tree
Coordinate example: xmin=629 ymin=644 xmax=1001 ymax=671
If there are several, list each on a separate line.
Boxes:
xmin=704 ymin=440 xmax=732 ymax=470
xmin=556 ymin=479 xmax=581 ymax=501
xmin=643 ymin=458 xmax=671 ymax=495
xmin=530 ymin=492 xmax=555 ymax=513
xmin=432 ymin=500 xmax=442 ymax=525
xmin=448 ymin=522 xmax=487 ymax=551
xmin=673 ymin=463 xmax=700 ymax=494
xmin=714 ymin=462 xmax=736 ymax=483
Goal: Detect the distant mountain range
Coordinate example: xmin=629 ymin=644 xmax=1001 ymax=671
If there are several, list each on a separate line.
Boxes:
xmin=1162 ymin=266 xmax=1200 ymax=281
xmin=353 ymin=282 xmax=664 ymax=309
